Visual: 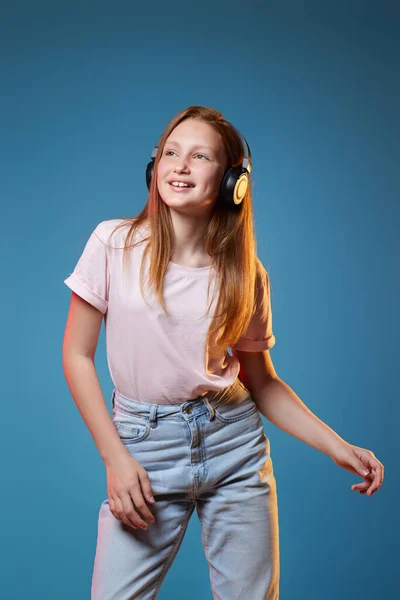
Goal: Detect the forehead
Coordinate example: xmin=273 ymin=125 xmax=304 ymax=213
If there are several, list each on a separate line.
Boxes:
xmin=165 ymin=119 xmax=223 ymax=152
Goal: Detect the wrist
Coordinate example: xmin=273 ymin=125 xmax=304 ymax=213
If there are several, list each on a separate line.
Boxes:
xmin=327 ymin=436 xmax=351 ymax=460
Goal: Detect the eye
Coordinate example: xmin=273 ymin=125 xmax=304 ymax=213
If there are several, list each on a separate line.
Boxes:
xmin=163 ymin=150 xmax=208 ymax=160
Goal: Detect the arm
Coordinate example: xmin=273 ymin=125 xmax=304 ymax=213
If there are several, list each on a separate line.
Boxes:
xmin=232 ymin=348 xmax=345 ymax=457
xmin=232 ymin=348 xmax=386 ymax=495
xmin=251 ymin=375 xmax=345 ymax=457
xmin=62 ymin=292 xmax=129 ymax=466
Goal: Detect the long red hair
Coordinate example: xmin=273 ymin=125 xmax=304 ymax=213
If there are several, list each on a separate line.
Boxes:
xmin=106 ymin=105 xmax=268 ymax=362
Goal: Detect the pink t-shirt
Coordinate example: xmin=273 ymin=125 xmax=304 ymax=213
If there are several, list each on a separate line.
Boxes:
xmin=64 ymin=219 xmax=275 ymax=404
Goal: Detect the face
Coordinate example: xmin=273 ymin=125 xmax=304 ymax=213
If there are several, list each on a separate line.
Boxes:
xmin=156 ymin=118 xmax=229 ymax=217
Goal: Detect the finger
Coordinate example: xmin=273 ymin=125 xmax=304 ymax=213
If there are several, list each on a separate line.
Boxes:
xmin=368 ymin=462 xmax=384 ymax=495
xmin=351 ymin=481 xmax=369 ymax=492
xmin=114 ymin=495 xmax=138 ymax=528
xmin=137 ymin=472 xmax=156 ymax=522
xmin=367 ymin=476 xmax=381 ymax=496
xmin=366 ymin=483 xmax=378 ymax=495
xmin=138 ymin=471 xmax=156 ymax=507
xmin=375 ymin=463 xmax=384 ymax=487
xmin=354 ymin=473 xmax=381 ymax=495
xmin=120 ymin=492 xmax=147 ymax=530
xmin=129 ymin=489 xmax=152 ymax=529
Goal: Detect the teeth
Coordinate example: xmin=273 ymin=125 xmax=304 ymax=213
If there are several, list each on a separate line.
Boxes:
xmin=170 ymin=181 xmax=192 ymax=187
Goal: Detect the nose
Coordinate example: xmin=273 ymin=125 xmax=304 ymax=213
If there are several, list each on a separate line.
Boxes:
xmin=175 ymin=158 xmax=189 ymax=173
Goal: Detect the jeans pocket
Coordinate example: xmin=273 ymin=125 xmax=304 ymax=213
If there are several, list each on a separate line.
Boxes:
xmin=113 ymin=410 xmax=151 ymax=444
xmin=213 ymin=392 xmax=258 ymax=424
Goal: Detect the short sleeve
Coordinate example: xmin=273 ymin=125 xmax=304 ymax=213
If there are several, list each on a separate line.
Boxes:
xmin=63 ymin=222 xmax=109 ymax=314
xmin=231 ymin=258 xmax=276 ymax=352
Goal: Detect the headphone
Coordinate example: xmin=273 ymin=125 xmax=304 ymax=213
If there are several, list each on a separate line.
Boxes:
xmin=145 ymin=123 xmax=252 ymax=208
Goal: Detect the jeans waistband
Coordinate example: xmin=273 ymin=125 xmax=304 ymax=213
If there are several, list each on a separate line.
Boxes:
xmin=111 ymin=377 xmax=249 ymax=423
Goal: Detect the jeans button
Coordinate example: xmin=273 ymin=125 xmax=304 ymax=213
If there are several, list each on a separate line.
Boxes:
xmin=185 ymin=407 xmax=192 ymax=414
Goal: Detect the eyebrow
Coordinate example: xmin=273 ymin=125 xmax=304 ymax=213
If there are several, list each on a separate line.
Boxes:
xmin=165 ymin=140 xmax=217 ymax=153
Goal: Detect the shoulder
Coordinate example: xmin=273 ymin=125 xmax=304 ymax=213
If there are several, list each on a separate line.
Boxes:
xmin=252 ymin=256 xmax=273 ymax=316
xmin=92 ymin=218 xmax=148 ymax=248
xmin=254 ymin=256 xmax=271 ymax=287
xmin=91 ymin=219 xmax=126 ymax=245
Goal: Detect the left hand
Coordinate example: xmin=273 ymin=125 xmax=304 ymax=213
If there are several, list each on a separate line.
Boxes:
xmin=331 ymin=442 xmax=384 ymax=496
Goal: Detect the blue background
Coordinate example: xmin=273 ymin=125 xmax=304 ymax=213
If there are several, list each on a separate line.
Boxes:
xmin=1 ymin=1 xmax=398 ymax=598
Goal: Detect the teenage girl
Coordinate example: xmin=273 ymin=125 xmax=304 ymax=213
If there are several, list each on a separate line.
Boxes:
xmin=62 ymin=105 xmax=384 ymax=600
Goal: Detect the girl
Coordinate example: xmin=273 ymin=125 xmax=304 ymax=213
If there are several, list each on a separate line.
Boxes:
xmin=63 ymin=105 xmax=384 ymax=600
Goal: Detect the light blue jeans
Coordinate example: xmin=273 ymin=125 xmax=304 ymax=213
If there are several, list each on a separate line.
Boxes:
xmin=91 ymin=377 xmax=280 ymax=599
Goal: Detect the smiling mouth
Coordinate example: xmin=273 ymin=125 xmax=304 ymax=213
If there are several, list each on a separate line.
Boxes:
xmin=168 ymin=182 xmax=194 ymax=190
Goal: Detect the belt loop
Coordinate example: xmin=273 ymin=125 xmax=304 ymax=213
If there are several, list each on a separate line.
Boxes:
xmin=149 ymin=404 xmax=158 ymax=428
xmin=204 ymin=397 xmax=215 ymax=421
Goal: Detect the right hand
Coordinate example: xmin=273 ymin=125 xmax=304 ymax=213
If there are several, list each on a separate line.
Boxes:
xmin=106 ymin=453 xmax=156 ymax=530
